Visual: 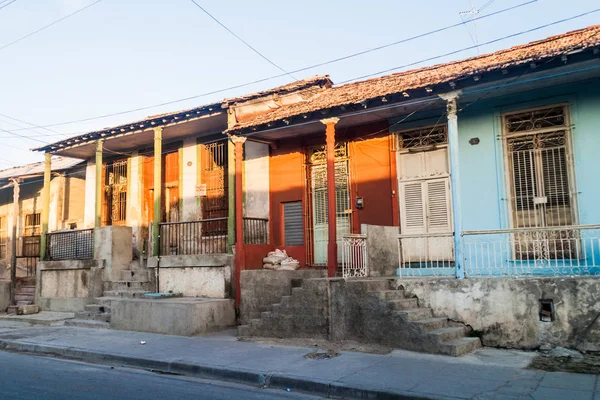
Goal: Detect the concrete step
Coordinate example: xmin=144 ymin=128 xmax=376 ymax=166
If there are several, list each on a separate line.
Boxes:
xmin=248 ymin=311 xmax=262 ymax=320
xmin=389 ymin=298 xmax=419 ymax=310
xmin=74 ymin=311 xmax=110 ymax=322
xmin=104 ymin=281 xmax=149 ymax=291
xmin=16 ymin=300 xmax=33 ymax=306
xmin=237 ymin=324 xmax=252 ymax=336
xmin=121 ymin=269 xmax=150 ymax=282
xmin=396 ymin=308 xmax=433 ymax=321
xmin=18 ymin=286 xmax=36 ymax=294
xmin=64 ymin=319 xmax=110 ymax=329
xmin=439 ymin=337 xmax=482 ymax=357
xmin=413 ymin=317 xmax=449 ymax=332
xmin=349 ymin=279 xmax=392 ymax=292
xmin=372 ymin=290 xmax=407 ymax=301
xmin=261 ymin=311 xmax=272 ymax=319
xmin=15 ymin=294 xmax=34 ymax=302
xmin=84 ymin=304 xmax=110 ymax=313
xmin=102 ymin=290 xmax=150 ymax=299
xmin=428 ymin=327 xmax=467 ymax=342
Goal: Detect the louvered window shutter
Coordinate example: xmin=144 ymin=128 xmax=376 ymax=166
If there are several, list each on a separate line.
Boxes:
xmin=426 ymin=178 xmax=452 ymax=233
xmin=400 ymin=182 xmax=426 ymax=234
xmin=284 ymin=202 xmax=304 ymax=246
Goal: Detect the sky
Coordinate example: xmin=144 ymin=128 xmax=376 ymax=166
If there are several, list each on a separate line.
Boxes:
xmin=0 ymin=0 xmax=598 ymax=169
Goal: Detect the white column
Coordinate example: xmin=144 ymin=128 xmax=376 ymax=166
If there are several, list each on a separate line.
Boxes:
xmin=181 ymin=137 xmax=199 ymax=221
xmin=83 ymin=159 xmax=96 ymax=229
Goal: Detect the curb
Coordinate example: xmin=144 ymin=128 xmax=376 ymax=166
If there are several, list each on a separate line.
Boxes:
xmin=0 ymin=339 xmax=432 ymax=400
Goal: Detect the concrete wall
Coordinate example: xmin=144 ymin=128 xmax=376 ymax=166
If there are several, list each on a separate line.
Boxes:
xmin=37 ymin=260 xmax=104 ymax=312
xmin=148 ymin=254 xmax=234 ymax=298
xmin=181 ymin=138 xmax=200 ymax=221
xmin=398 ymin=277 xmax=600 ymax=351
xmin=94 ymin=226 xmax=132 ymax=281
xmin=0 ymin=280 xmax=9 ymax=312
xmin=111 ymin=298 xmax=235 ymax=336
xmin=239 ymin=269 xmax=326 ymax=324
xmin=362 ymin=224 xmax=398 ymax=277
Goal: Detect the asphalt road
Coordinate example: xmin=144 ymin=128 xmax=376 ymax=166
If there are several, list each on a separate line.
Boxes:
xmin=0 ymin=351 xmax=323 ymax=400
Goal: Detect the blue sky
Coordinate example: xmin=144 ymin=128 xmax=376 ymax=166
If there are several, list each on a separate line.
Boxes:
xmin=0 ymin=0 xmax=597 ymax=167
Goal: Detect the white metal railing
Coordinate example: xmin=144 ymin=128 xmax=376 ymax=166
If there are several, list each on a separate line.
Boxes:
xmin=397 ymin=233 xmax=455 ymax=277
xmin=341 ymin=234 xmax=368 ymax=278
xmin=463 ymin=225 xmax=600 ymax=277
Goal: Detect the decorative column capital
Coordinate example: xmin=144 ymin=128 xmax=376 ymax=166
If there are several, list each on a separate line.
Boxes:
xmin=320 ymin=117 xmax=340 ymax=126
xmin=153 ymin=126 xmax=164 ymax=134
xmin=439 ymin=91 xmax=461 ymax=119
xmin=230 ymin=135 xmax=247 ymax=145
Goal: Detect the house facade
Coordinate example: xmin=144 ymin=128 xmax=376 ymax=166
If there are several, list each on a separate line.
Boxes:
xmin=26 ymin=24 xmax=600 ymax=351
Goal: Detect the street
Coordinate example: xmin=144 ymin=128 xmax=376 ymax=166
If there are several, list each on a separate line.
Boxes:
xmin=0 ymin=351 xmax=322 ymax=400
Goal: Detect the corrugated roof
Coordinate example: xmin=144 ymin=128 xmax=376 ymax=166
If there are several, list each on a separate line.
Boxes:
xmin=229 ymin=24 xmax=600 ymax=131
xmin=0 ymin=157 xmax=84 ymax=181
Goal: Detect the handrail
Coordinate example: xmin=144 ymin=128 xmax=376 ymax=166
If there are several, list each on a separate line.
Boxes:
xmin=463 ymin=224 xmax=600 ymax=236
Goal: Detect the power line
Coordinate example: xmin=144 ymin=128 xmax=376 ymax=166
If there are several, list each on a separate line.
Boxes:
xmin=0 ymin=0 xmax=16 ymax=12
xmin=340 ymin=8 xmax=600 ymax=84
xmin=0 ymin=112 xmax=68 ymax=138
xmin=1 ymin=0 xmax=537 ymax=133
xmin=0 ymin=0 xmax=104 ymax=52
xmin=189 ymin=0 xmax=296 ymax=80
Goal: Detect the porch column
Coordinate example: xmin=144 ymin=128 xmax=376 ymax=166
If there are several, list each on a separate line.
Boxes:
xmin=152 ymin=127 xmax=163 ymax=257
xmin=40 ymin=154 xmax=51 ymax=261
xmin=231 ymin=135 xmax=246 ymax=306
xmin=94 ymin=140 xmax=103 ymax=228
xmin=9 ymin=178 xmax=20 ymax=305
xmin=322 ymin=117 xmax=340 ymax=278
xmin=440 ymin=92 xmax=464 ymax=279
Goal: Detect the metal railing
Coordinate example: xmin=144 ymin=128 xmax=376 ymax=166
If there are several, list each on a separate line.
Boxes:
xmin=397 ymin=233 xmax=455 ymax=277
xmin=341 ymin=234 xmax=368 ymax=277
xmin=46 ymin=229 xmax=94 ymax=261
xmin=463 ymin=225 xmax=600 ymax=277
xmin=243 ymin=217 xmax=269 ymax=244
xmin=159 ymin=218 xmax=228 ymax=256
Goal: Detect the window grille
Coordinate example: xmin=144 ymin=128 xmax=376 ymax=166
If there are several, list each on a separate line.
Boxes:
xmin=102 ymin=160 xmax=128 ymax=226
xmin=503 ymin=105 xmax=577 ymax=260
xmin=24 ymin=213 xmax=41 ymax=236
xmin=200 ymin=142 xmax=228 ymax=236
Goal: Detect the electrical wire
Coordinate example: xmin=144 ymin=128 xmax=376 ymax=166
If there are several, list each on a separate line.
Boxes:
xmin=1 ymin=0 xmax=537 ymax=133
xmin=0 ymin=0 xmax=16 ymax=12
xmin=0 ymin=0 xmax=104 ymax=52
xmin=189 ymin=0 xmax=296 ymax=80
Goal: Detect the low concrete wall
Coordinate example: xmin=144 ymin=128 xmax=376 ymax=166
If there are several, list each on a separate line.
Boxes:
xmin=94 ymin=226 xmax=132 ymax=281
xmin=398 ymin=277 xmax=600 ymax=351
xmin=148 ymin=254 xmax=233 ymax=298
xmin=240 ymin=269 xmax=327 ymax=324
xmin=0 ymin=280 xmax=9 ymax=312
xmin=37 ymin=260 xmax=104 ymax=312
xmin=362 ymin=224 xmax=398 ymax=277
xmin=110 ymin=298 xmax=236 ymax=336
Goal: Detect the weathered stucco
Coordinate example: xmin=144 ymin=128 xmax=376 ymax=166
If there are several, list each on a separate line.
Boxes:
xmin=94 ymin=226 xmax=133 ymax=281
xmin=37 ymin=260 xmax=104 ymax=312
xmin=159 ymin=267 xmax=231 ymax=298
xmin=148 ymin=254 xmax=234 ymax=298
xmin=398 ymin=277 xmax=600 ymax=351
xmin=0 ymin=280 xmax=9 ymax=312
xmin=362 ymin=224 xmax=398 ymax=277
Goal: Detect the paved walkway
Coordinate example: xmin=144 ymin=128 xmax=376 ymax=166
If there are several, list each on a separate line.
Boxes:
xmin=0 ymin=317 xmax=597 ymax=399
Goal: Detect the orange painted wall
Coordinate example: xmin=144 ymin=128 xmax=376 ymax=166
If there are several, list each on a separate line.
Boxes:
xmin=268 ymin=120 xmax=396 ymax=267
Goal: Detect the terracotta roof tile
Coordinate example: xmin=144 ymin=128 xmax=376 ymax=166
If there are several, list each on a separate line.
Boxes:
xmin=230 ymin=24 xmax=600 ymax=131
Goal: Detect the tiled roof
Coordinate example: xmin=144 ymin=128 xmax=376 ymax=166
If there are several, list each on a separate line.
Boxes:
xmin=230 ymin=24 xmax=600 ymax=131
xmin=33 ymin=75 xmax=332 ymax=153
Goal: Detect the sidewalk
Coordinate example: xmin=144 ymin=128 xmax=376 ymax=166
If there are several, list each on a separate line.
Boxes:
xmin=0 ymin=317 xmax=597 ymax=400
